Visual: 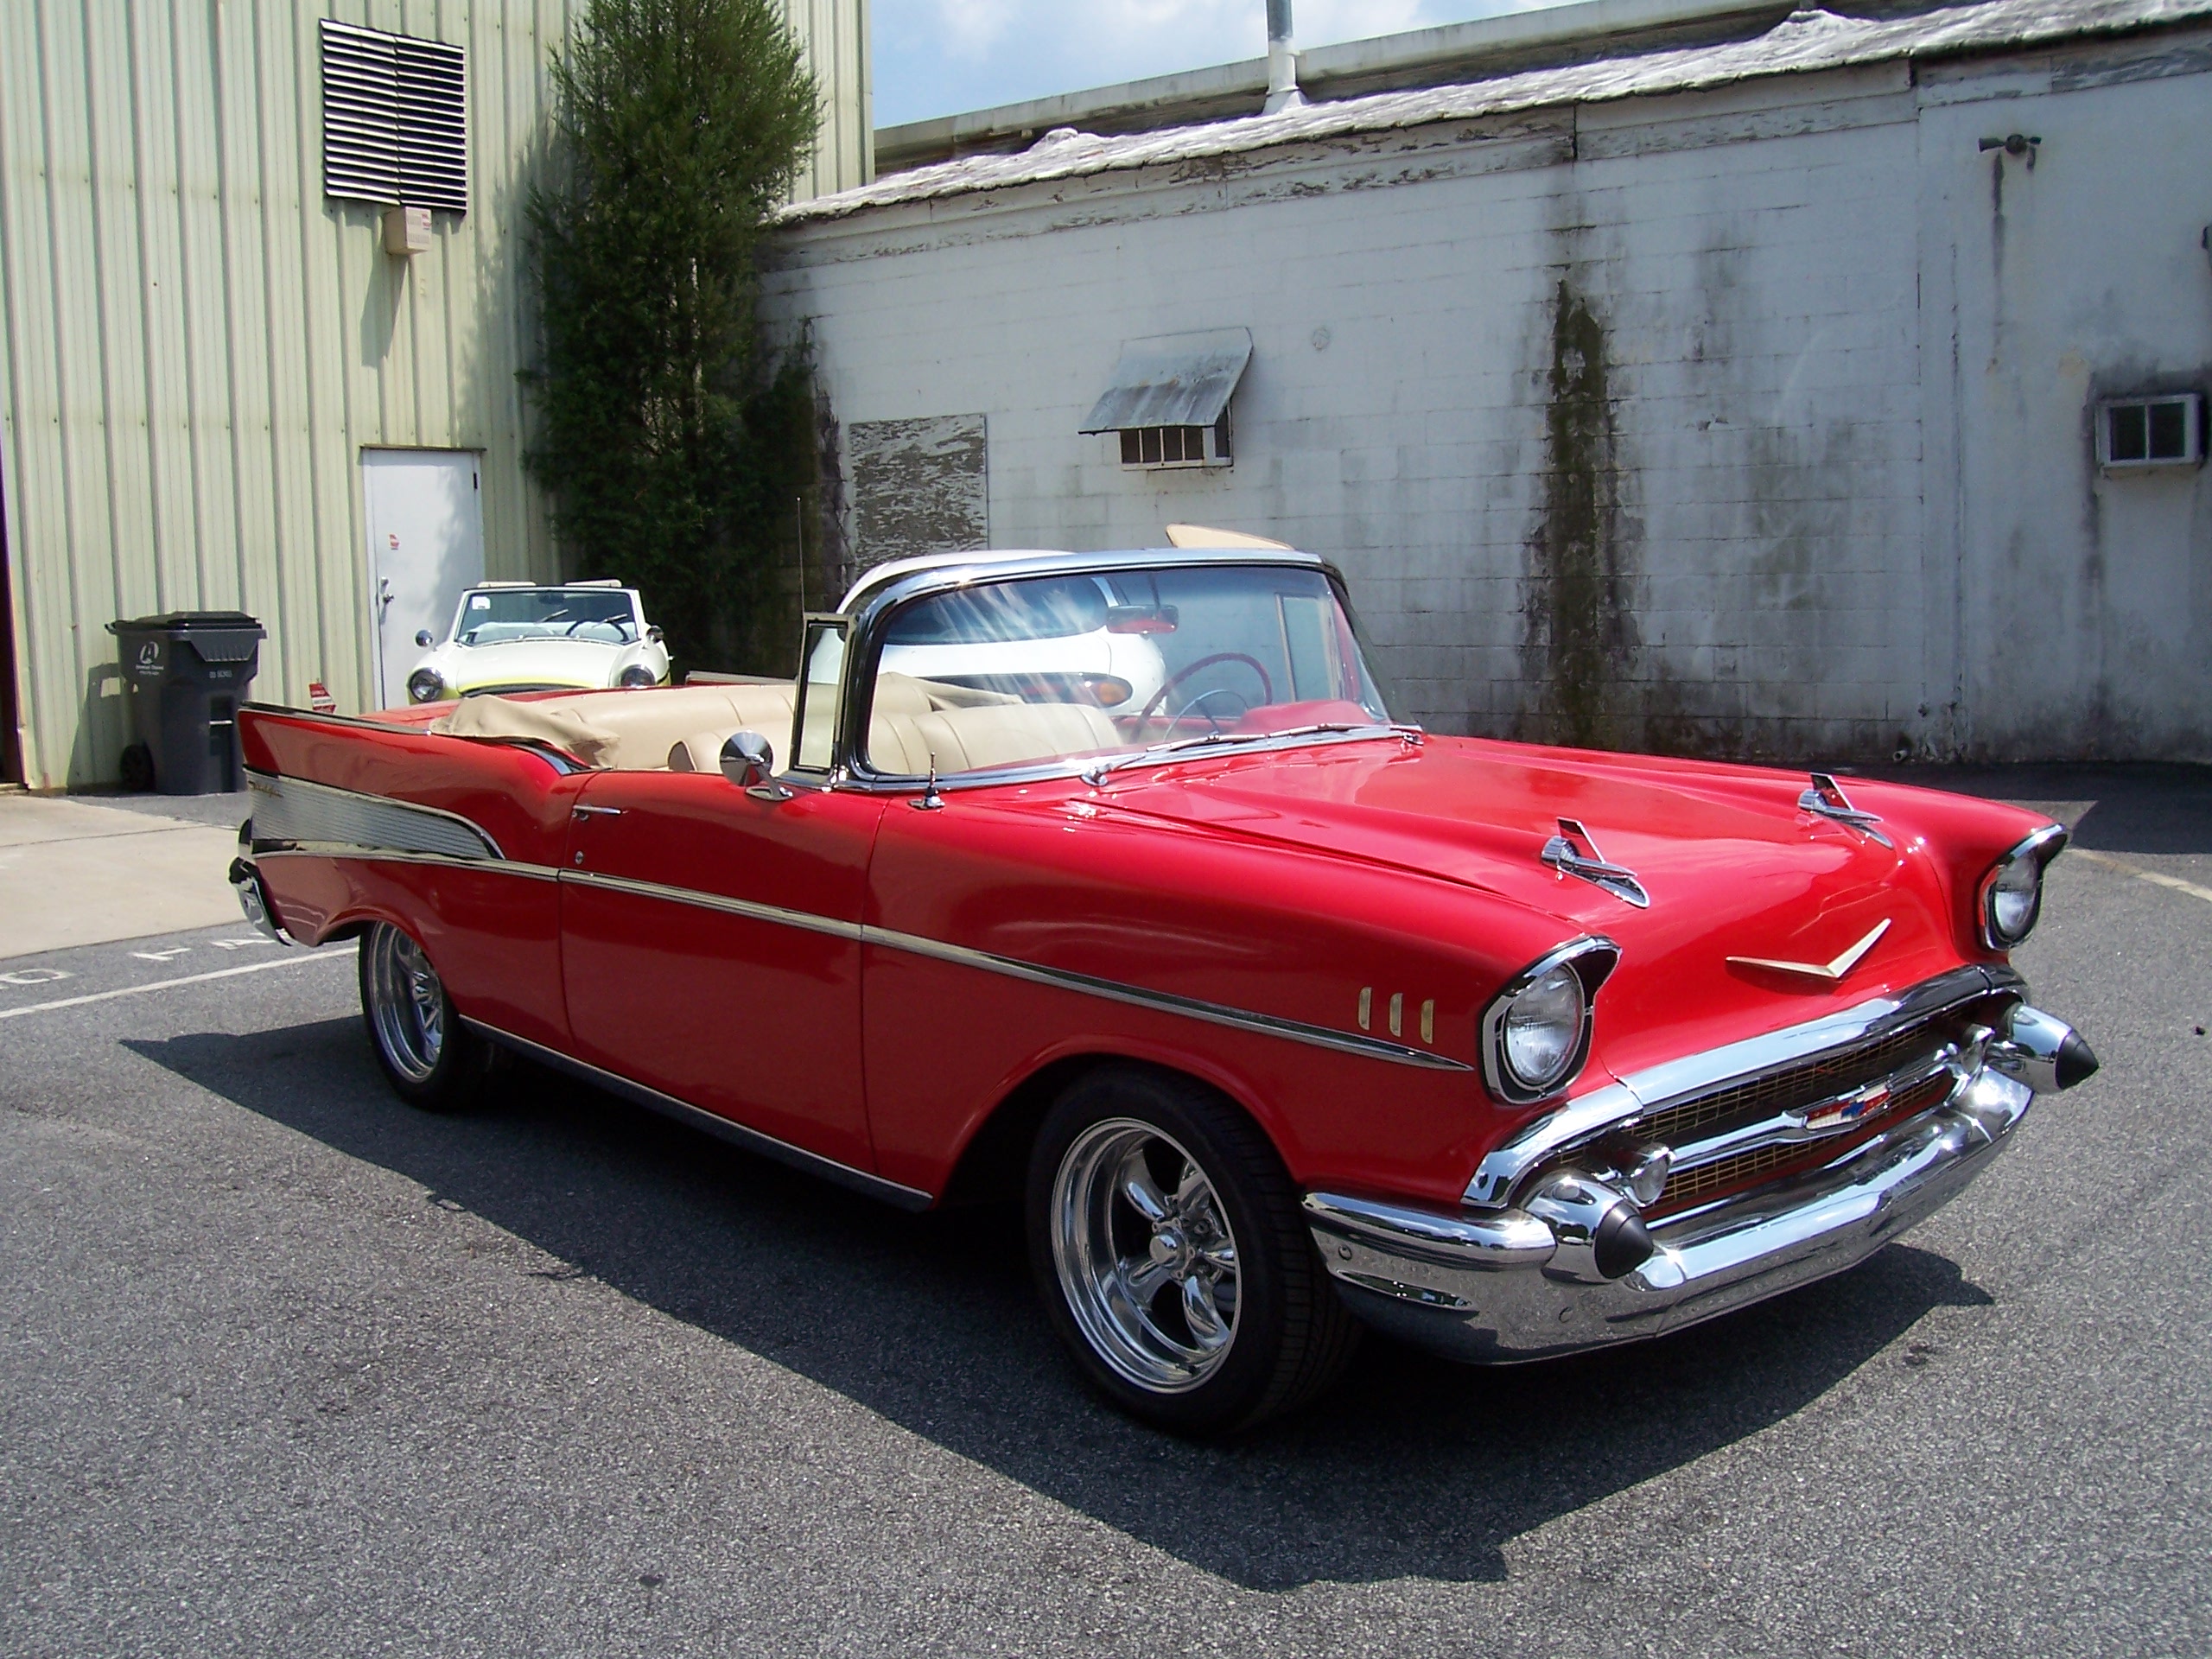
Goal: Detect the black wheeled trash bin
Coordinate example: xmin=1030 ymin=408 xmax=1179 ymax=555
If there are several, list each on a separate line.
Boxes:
xmin=106 ymin=612 xmax=265 ymax=794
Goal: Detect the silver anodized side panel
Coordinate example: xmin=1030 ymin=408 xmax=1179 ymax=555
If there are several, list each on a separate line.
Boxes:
xmin=248 ymin=771 xmax=502 ymax=861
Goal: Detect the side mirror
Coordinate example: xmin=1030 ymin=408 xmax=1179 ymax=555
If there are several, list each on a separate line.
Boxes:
xmin=647 ymin=626 xmax=664 ymax=645
xmin=720 ymin=730 xmax=791 ymax=800
xmin=414 ymin=629 xmax=435 ymax=648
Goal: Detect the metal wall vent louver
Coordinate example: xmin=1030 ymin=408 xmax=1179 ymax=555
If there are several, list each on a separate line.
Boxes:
xmin=321 ymin=19 xmax=467 ymax=215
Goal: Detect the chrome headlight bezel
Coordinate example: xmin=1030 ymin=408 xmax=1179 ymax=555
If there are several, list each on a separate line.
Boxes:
xmin=617 ymin=664 xmax=658 ymax=690
xmin=1480 ymin=937 xmax=1620 ymax=1106
xmin=405 ymin=667 xmax=446 ymax=704
xmin=1977 ymin=823 xmax=2068 ymax=950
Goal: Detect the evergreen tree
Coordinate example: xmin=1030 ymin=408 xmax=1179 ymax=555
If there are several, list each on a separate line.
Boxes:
xmin=524 ymin=0 xmax=819 ymax=672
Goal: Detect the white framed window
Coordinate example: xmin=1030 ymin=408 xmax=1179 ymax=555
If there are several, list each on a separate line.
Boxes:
xmin=2096 ymin=393 xmax=2203 ymax=473
xmin=1117 ymin=411 xmax=1233 ymax=471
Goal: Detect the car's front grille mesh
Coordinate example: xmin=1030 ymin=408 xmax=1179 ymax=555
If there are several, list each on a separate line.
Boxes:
xmin=1635 ymin=1014 xmax=1979 ymax=1152
xmin=1651 ymin=1068 xmax=1957 ymax=1214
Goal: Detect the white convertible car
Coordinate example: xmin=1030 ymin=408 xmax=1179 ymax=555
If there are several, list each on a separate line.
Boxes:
xmin=403 ymin=582 xmax=671 ymax=704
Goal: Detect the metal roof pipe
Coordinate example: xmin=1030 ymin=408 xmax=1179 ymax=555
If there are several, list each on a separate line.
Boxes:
xmin=1263 ymin=0 xmax=1306 ymax=112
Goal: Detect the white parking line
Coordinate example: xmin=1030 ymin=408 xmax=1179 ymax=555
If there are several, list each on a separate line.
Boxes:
xmin=0 ymin=950 xmax=353 ymax=1020
xmin=2072 ymin=849 xmax=2212 ymax=907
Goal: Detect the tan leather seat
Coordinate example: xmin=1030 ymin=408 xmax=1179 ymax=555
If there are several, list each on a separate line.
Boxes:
xmin=433 ymin=672 xmax=1122 ymax=777
xmin=866 ymin=699 xmax=1123 ymax=775
xmin=433 ymin=682 xmax=795 ymax=770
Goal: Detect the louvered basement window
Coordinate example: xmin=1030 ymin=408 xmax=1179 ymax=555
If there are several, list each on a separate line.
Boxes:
xmin=321 ymin=18 xmax=467 ymax=215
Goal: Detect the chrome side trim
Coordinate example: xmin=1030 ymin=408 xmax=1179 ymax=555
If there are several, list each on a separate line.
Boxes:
xmin=247 ymin=769 xmax=504 ymax=861
xmin=461 ymin=1019 xmax=935 ymax=1211
xmin=865 ymin=924 xmax=1473 ymax=1071
xmin=254 ymin=847 xmax=563 ymax=881
xmin=1463 ymin=963 xmax=2019 ymax=1207
xmin=561 ymin=867 xmax=1468 ymax=1071
xmin=559 ymin=868 xmax=867 ymax=942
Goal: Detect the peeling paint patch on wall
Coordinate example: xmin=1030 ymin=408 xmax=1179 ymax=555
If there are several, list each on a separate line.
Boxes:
xmin=849 ymin=416 xmax=991 ymax=569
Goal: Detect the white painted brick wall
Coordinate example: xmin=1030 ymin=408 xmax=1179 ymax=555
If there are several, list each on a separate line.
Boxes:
xmin=766 ymin=37 xmax=2212 ymax=761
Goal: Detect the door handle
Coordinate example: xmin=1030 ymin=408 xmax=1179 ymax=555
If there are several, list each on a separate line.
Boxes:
xmin=377 ymin=578 xmax=393 ymax=618
xmin=572 ymin=804 xmax=624 ymax=818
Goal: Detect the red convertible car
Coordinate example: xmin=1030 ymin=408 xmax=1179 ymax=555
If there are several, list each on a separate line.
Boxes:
xmin=232 ymin=543 xmax=2095 ymax=1432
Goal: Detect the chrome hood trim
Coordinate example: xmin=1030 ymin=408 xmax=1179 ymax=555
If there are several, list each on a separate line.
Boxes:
xmin=1538 ymin=817 xmax=1649 ymax=908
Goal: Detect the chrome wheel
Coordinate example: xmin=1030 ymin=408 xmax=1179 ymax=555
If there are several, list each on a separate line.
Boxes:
xmin=365 ymin=925 xmax=446 ymax=1084
xmin=1050 ymin=1118 xmax=1242 ymax=1392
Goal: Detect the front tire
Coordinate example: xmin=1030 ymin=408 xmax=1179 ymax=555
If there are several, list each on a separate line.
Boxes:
xmin=359 ymin=922 xmax=487 ymax=1111
xmin=1026 ymin=1065 xmax=1359 ymax=1433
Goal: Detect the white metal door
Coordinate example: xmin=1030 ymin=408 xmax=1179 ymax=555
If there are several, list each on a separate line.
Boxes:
xmin=364 ymin=449 xmax=485 ymax=709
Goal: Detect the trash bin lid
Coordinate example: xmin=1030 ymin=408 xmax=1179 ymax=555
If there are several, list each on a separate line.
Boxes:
xmin=109 ymin=612 xmax=265 ymax=666
xmin=108 ymin=611 xmax=264 ymax=633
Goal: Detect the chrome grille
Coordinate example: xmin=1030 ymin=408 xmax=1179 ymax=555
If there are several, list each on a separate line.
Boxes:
xmin=1632 ymin=991 xmax=2014 ymax=1154
xmin=1651 ymin=1069 xmax=1956 ymax=1214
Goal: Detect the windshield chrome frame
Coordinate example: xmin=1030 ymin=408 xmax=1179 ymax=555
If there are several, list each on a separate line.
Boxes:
xmin=822 ymin=547 xmax=1396 ymax=796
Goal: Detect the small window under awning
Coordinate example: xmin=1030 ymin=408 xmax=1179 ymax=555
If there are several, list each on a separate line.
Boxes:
xmin=1078 ymin=328 xmax=1253 ymax=434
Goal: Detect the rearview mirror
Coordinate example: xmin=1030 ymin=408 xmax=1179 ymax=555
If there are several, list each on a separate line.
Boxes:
xmin=1106 ymin=604 xmax=1179 ymax=635
xmin=414 ymin=629 xmax=435 ymax=648
xmin=721 ymin=730 xmax=774 ymax=787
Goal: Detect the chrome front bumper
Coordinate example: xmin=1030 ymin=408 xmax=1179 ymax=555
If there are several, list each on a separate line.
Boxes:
xmin=1305 ymin=1064 xmax=2039 ymax=1362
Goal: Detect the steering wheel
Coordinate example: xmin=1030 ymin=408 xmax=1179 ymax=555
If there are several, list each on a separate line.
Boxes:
xmin=1135 ymin=652 xmax=1274 ymax=734
xmin=1168 ymin=685 xmax=1255 ymax=734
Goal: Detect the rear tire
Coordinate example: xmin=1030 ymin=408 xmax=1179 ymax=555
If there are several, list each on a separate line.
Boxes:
xmin=1026 ymin=1064 xmax=1360 ymax=1434
xmin=359 ymin=922 xmax=488 ymax=1111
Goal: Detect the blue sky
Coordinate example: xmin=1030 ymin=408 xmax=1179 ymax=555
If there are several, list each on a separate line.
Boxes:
xmin=872 ymin=0 xmax=1560 ymax=128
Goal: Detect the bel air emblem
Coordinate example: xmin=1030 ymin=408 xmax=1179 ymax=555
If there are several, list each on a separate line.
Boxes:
xmin=1799 ymin=1079 xmax=1892 ymax=1131
xmin=1727 ymin=918 xmax=1891 ymax=982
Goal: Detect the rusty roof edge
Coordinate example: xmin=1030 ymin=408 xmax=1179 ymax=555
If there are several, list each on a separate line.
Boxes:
xmin=782 ymin=0 xmax=2212 ymax=229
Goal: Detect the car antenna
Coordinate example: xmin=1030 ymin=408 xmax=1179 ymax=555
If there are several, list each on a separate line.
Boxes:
xmin=794 ymin=496 xmax=805 ymax=613
xmin=913 ymin=754 xmax=945 ymax=810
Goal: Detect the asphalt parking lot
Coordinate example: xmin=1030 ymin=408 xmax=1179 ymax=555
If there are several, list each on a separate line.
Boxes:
xmin=3 ymin=769 xmax=2207 ymax=1657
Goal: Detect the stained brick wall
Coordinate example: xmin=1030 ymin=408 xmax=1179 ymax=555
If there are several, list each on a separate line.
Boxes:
xmin=765 ymin=37 xmax=2212 ymax=762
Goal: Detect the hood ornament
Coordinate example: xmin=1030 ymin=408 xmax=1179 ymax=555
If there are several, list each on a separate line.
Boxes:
xmin=1541 ymin=818 xmax=1650 ymax=908
xmin=1798 ymin=772 xmax=1892 ymax=848
xmin=1728 ymin=917 xmax=1891 ymax=982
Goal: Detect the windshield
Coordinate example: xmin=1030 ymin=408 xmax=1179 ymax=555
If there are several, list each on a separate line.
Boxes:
xmin=864 ymin=564 xmax=1393 ymax=778
xmin=455 ymin=588 xmax=639 ymax=647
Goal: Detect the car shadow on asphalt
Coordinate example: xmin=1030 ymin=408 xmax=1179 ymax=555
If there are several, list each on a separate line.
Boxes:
xmin=130 ymin=1017 xmax=1995 ymax=1592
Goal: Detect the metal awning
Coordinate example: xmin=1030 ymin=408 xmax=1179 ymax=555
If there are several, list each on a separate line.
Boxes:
xmin=1078 ymin=327 xmax=1252 ymax=433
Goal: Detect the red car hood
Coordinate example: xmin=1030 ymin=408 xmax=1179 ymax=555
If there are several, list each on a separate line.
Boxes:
xmin=1096 ymin=734 xmax=1986 ymax=1080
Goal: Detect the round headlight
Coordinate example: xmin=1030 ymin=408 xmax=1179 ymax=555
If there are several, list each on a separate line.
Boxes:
xmin=1501 ymin=963 xmax=1587 ymax=1095
xmin=405 ymin=667 xmax=445 ymax=704
xmin=1979 ymin=825 xmax=2065 ymax=950
xmin=618 ymin=664 xmax=658 ymax=690
xmin=1984 ymin=853 xmax=2045 ymax=948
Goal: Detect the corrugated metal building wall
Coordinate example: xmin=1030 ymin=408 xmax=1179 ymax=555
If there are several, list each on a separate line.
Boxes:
xmin=0 ymin=0 xmax=869 ymax=791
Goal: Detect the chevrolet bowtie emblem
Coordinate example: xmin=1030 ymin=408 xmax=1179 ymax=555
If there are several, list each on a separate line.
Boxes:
xmin=1727 ymin=918 xmax=1891 ymax=981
